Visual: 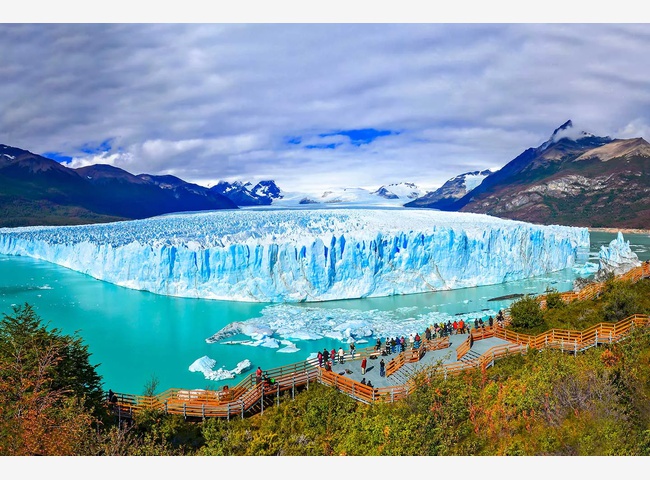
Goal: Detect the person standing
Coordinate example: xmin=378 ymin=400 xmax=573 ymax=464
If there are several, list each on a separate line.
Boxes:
xmin=350 ymin=342 xmax=356 ymax=358
xmin=379 ymin=359 xmax=385 ymax=377
xmin=330 ymin=348 xmax=336 ymax=365
xmin=256 ymin=366 xmax=263 ymax=385
xmin=317 ymin=351 xmax=323 ymax=367
xmin=338 ymin=347 xmax=345 ymax=364
xmin=323 ymin=348 xmax=329 ymax=365
xmin=361 ymin=356 xmax=367 ymax=375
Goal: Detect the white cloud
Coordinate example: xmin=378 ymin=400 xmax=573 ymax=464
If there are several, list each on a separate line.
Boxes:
xmin=2 ymin=24 xmax=650 ymax=192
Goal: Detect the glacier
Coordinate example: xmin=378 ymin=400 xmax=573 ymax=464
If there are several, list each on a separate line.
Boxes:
xmin=0 ymin=208 xmax=589 ymax=303
xmin=594 ymin=231 xmax=641 ymax=281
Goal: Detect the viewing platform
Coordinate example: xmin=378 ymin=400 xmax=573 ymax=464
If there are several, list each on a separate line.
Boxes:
xmin=106 ymin=262 xmax=650 ymax=421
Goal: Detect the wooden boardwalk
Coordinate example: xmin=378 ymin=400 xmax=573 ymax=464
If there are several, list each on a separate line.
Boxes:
xmin=107 ymin=262 xmax=650 ymax=421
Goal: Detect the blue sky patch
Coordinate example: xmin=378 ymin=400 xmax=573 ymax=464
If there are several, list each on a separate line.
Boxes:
xmin=305 ymin=143 xmax=339 ymax=149
xmin=80 ymin=138 xmax=113 ymax=155
xmin=321 ymin=128 xmax=395 ymax=145
xmin=290 ymin=128 xmax=398 ymax=149
xmin=42 ymin=151 xmax=73 ymax=164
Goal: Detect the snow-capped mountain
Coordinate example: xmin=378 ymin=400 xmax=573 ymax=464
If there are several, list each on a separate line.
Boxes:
xmin=406 ymin=169 xmax=494 ymax=210
xmin=209 ymin=180 xmax=283 ymax=206
xmin=274 ymin=183 xmax=424 ymax=207
xmin=372 ymin=182 xmax=423 ymax=200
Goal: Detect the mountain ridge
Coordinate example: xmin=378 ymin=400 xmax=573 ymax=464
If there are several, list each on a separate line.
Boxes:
xmin=406 ymin=121 xmax=650 ymax=229
xmin=0 ymin=144 xmax=237 ymax=227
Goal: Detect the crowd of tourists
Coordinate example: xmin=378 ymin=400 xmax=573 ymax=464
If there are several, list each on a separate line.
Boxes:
xmin=314 ymin=310 xmax=507 ymax=376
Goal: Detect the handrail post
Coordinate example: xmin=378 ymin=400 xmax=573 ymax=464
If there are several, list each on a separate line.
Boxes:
xmin=595 ymin=331 xmax=598 ymax=347
xmin=241 ymin=399 xmax=244 ymax=419
xmin=202 ymin=403 xmax=205 ymax=421
xmin=227 ymin=403 xmax=230 ymax=422
xmin=165 ymin=399 xmax=168 ymax=414
xmin=276 ymin=383 xmax=280 ymax=407
xmin=292 ymin=374 xmax=295 ymax=399
xmin=183 ymin=403 xmax=186 ymax=419
xmin=391 ymin=389 xmax=394 ymax=403
xmin=261 ymin=385 xmax=264 ymax=415
xmin=574 ymin=340 xmax=577 ymax=357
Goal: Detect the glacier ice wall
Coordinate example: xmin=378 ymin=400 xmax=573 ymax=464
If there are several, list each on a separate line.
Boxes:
xmin=0 ymin=208 xmax=589 ymax=302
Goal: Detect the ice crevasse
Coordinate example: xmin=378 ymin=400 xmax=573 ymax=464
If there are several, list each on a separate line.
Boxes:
xmin=0 ymin=208 xmax=590 ymax=303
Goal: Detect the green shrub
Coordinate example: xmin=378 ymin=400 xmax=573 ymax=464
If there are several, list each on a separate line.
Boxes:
xmin=601 ymin=281 xmax=642 ymax=322
xmin=509 ymin=295 xmax=546 ymax=331
xmin=545 ymin=288 xmax=566 ymax=310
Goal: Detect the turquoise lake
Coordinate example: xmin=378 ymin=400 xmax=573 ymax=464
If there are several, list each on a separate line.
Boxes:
xmin=1 ymin=229 xmax=648 ymax=395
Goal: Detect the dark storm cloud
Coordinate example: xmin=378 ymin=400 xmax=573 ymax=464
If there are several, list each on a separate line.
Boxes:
xmin=2 ymin=23 xmax=650 ymax=193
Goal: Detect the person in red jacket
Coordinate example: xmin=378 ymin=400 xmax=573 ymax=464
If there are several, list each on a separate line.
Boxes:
xmin=361 ymin=356 xmax=367 ymax=375
xmin=330 ymin=348 xmax=336 ymax=365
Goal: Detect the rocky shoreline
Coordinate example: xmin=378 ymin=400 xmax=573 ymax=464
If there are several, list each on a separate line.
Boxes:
xmin=590 ymin=227 xmax=650 ymax=235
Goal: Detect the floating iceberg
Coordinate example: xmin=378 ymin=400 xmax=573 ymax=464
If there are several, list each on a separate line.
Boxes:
xmin=594 ymin=232 xmax=642 ymax=281
xmin=189 ymin=356 xmax=252 ymax=381
xmin=0 ymin=208 xmax=589 ymax=302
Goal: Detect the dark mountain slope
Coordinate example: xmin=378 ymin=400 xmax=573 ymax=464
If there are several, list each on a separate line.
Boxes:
xmin=406 ymin=121 xmax=650 ymax=228
xmin=461 ymin=140 xmax=650 ymax=228
xmin=406 ymin=169 xmax=493 ymax=210
xmin=0 ymin=144 xmax=237 ymax=227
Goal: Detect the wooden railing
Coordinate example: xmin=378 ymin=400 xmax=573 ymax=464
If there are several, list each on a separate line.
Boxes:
xmin=455 ymin=335 xmax=472 ymax=361
xmin=538 ymin=261 xmax=650 ymax=307
xmin=107 ymin=262 xmax=650 ymax=418
xmin=385 ymin=336 xmax=449 ymax=377
xmin=440 ymin=342 xmax=529 ymax=377
xmin=385 ymin=351 xmax=406 ymax=377
xmin=494 ymin=314 xmax=650 ymax=353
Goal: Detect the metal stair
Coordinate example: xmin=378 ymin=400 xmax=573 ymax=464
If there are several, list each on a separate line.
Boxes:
xmin=459 ymin=349 xmax=481 ymax=367
xmin=387 ymin=362 xmax=421 ymax=385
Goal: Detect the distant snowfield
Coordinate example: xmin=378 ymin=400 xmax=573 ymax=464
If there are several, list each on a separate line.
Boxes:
xmin=273 ymin=183 xmax=423 ymax=207
xmin=0 ymin=208 xmax=589 ymax=302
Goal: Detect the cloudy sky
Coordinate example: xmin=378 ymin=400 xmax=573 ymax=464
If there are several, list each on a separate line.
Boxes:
xmin=2 ymin=19 xmax=650 ymax=194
